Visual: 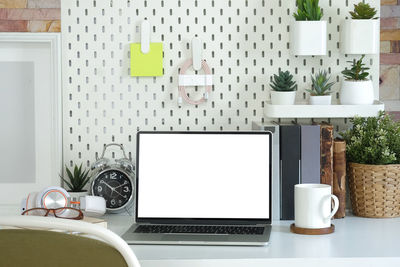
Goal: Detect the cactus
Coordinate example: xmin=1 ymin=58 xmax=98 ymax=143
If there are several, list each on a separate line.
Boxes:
xmin=307 ymin=70 xmax=335 ymax=96
xmin=270 ymin=70 xmax=297 ymax=92
xmin=293 ymin=0 xmax=323 ymax=21
xmin=350 ymin=2 xmax=378 ymax=20
xmin=341 ymin=55 xmax=370 ymax=81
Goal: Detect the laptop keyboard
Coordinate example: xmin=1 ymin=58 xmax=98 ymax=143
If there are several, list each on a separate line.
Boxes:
xmin=134 ymin=225 xmax=265 ymax=235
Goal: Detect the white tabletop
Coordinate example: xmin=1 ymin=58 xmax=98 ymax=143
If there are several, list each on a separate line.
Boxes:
xmin=2 ymin=205 xmax=400 ymax=266
xmin=104 ymin=214 xmax=400 ymax=266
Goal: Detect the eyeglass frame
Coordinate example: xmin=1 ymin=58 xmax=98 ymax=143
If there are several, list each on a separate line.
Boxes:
xmin=21 ymin=207 xmax=84 ymax=220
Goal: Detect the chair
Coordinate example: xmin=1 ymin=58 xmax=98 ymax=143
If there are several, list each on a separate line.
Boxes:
xmin=0 ymin=216 xmax=141 ymax=267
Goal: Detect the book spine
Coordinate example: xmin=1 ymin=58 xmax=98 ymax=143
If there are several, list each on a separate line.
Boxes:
xmin=280 ymin=125 xmax=301 ymax=220
xmin=300 ymin=125 xmax=321 ymax=184
xmin=333 ymin=138 xmax=346 ymax=219
xmin=320 ymin=124 xmax=333 ymax=190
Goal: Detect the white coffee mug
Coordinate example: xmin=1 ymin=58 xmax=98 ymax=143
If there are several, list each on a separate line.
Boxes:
xmin=295 ymin=184 xmax=339 ymax=229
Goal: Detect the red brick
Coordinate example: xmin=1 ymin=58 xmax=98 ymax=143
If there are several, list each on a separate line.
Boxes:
xmin=0 ymin=19 xmax=27 ymax=31
xmin=0 ymin=8 xmax=60 ymax=20
xmin=381 ymin=53 xmax=400 ymax=65
xmin=381 ymin=18 xmax=399 ymax=30
xmin=391 ymin=41 xmax=400 ymax=53
xmin=388 ymin=111 xmax=400 ymax=121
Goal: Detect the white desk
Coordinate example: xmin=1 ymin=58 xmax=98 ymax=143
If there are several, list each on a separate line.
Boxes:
xmin=105 ymin=214 xmax=400 ymax=267
xmin=2 ymin=206 xmax=400 ymax=267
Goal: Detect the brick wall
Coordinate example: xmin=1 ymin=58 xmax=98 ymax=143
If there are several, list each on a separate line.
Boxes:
xmin=381 ymin=1 xmax=400 ymax=120
xmin=0 ymin=0 xmax=60 ymax=32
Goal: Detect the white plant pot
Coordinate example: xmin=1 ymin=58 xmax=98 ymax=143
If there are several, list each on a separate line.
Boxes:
xmin=68 ymin=191 xmax=89 ymax=202
xmin=309 ymin=95 xmax=331 ymax=105
xmin=270 ymin=91 xmax=296 ymax=105
xmin=290 ymin=20 xmax=327 ymax=56
xmin=340 ymin=80 xmax=374 ymax=105
xmin=341 ymin=19 xmax=379 ymax=55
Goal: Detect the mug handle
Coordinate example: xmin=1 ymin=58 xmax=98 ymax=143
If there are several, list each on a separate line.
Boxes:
xmin=325 ymin=194 xmax=339 ymax=220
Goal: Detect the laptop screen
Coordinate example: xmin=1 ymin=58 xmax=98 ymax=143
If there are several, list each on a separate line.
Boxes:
xmin=136 ymin=132 xmax=271 ymax=222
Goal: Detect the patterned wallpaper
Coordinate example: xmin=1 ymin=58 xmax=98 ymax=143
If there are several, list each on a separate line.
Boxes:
xmin=0 ymin=0 xmax=398 ymax=117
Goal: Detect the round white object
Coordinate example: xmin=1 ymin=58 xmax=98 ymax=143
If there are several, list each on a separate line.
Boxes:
xmin=270 ymin=91 xmax=296 ymax=105
xmin=340 ymin=80 xmax=374 ymax=105
xmin=309 ymin=95 xmax=331 ymax=105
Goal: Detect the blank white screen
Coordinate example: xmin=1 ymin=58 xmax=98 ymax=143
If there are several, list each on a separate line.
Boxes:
xmin=137 ymin=133 xmax=270 ymax=219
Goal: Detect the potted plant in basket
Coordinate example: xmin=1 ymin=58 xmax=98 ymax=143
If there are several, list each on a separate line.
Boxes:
xmin=307 ymin=70 xmax=335 ymax=105
xmin=340 ymin=112 xmax=400 ymax=218
xmin=291 ymin=0 xmax=326 ymax=56
xmin=270 ymin=70 xmax=297 ymax=105
xmin=61 ymin=164 xmax=92 ymax=201
xmin=340 ymin=55 xmax=374 ymax=105
xmin=341 ymin=2 xmax=379 ymax=55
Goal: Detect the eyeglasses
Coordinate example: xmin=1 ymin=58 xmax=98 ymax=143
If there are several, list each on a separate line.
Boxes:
xmin=21 ymin=207 xmax=84 ymax=220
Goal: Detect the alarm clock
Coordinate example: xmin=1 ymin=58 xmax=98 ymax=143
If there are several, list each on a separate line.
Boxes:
xmin=91 ymin=143 xmax=135 ymax=213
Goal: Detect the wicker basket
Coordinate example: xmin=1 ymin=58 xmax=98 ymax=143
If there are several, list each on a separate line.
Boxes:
xmin=348 ymin=162 xmax=400 ymax=218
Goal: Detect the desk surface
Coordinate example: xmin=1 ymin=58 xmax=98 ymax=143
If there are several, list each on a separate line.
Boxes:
xmin=2 ymin=205 xmax=400 ymax=266
xmin=105 ymin=214 xmax=400 ymax=260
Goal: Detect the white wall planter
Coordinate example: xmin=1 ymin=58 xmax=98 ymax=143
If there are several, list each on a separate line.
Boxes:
xmin=309 ymin=95 xmax=331 ymax=105
xmin=270 ymin=91 xmax=296 ymax=105
xmin=340 ymin=80 xmax=374 ymax=105
xmin=290 ymin=21 xmax=327 ymax=56
xmin=341 ymin=19 xmax=379 ymax=55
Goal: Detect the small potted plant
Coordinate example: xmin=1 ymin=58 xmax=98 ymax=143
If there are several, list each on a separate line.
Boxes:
xmin=341 ymin=2 xmax=379 ymax=55
xmin=307 ymin=70 xmax=335 ymax=105
xmin=340 ymin=112 xmax=400 ymax=218
xmin=61 ymin=164 xmax=92 ymax=201
xmin=340 ymin=55 xmax=374 ymax=105
xmin=270 ymin=70 xmax=297 ymax=105
xmin=291 ymin=0 xmax=326 ymax=56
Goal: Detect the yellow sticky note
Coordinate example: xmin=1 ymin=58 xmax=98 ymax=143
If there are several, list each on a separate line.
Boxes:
xmin=130 ymin=43 xmax=163 ymax=77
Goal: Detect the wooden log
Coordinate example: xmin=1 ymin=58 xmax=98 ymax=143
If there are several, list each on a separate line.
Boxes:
xmin=320 ymin=123 xmax=333 ymax=189
xmin=333 ymin=138 xmax=346 ymax=219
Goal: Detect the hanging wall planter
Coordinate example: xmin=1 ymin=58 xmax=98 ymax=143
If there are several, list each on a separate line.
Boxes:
xmin=340 ymin=2 xmax=379 ymax=55
xmin=291 ymin=21 xmax=327 ymax=56
xmin=291 ymin=0 xmax=326 ymax=56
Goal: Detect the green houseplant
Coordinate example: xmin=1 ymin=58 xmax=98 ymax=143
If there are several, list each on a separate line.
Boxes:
xmin=270 ymin=70 xmax=297 ymax=105
xmin=349 ymin=2 xmax=378 ymax=20
xmin=340 ymin=112 xmax=400 ymax=218
xmin=291 ymin=0 xmax=326 ymax=55
xmin=340 ymin=55 xmax=374 ymax=105
xmin=61 ymin=164 xmax=92 ymax=200
xmin=341 ymin=1 xmax=380 ymax=54
xmin=307 ymin=70 xmax=335 ymax=105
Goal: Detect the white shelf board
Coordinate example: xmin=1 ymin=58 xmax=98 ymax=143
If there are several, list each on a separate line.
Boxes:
xmin=264 ymin=100 xmax=384 ymax=118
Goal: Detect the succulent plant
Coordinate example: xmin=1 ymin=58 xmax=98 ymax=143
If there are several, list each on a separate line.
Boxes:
xmin=270 ymin=70 xmax=297 ymax=92
xmin=350 ymin=2 xmax=378 ymax=20
xmin=306 ymin=70 xmax=335 ymax=96
xmin=341 ymin=55 xmax=370 ymax=81
xmin=293 ymin=0 xmax=323 ymax=21
xmin=61 ymin=164 xmax=92 ymax=192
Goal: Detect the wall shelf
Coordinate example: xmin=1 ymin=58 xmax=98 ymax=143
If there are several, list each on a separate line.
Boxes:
xmin=264 ymin=101 xmax=384 ymax=119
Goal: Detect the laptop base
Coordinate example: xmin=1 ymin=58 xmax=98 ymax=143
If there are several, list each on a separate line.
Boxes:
xmin=122 ymin=224 xmax=271 ymax=246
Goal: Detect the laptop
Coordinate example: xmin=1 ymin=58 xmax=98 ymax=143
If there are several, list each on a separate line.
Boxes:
xmin=122 ymin=131 xmax=272 ymax=246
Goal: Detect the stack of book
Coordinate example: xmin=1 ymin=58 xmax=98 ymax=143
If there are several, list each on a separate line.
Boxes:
xmin=253 ymin=122 xmax=343 ymax=220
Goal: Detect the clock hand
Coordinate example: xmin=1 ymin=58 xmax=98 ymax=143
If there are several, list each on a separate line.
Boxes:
xmin=112 ymin=188 xmax=127 ymax=198
xmin=102 ymin=182 xmax=115 ymax=196
xmin=113 ymin=182 xmax=127 ymax=190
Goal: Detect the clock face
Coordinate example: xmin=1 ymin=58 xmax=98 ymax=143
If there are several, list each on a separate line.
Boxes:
xmin=92 ymin=169 xmax=133 ymax=210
